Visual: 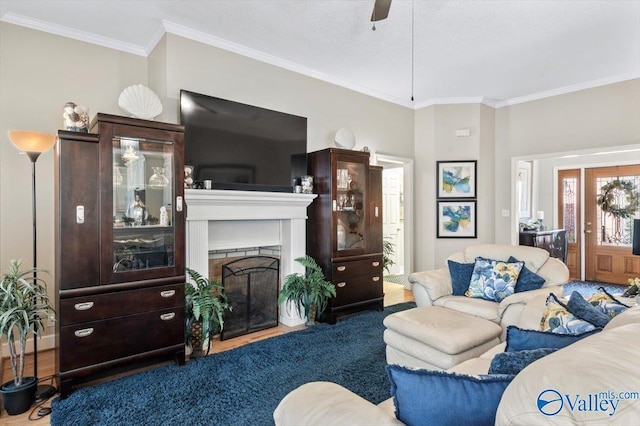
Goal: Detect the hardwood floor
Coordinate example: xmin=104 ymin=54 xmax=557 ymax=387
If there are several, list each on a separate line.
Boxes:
xmin=0 ymin=281 xmax=413 ymax=424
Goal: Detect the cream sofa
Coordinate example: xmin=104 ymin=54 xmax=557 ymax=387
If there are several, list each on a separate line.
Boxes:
xmin=274 ymin=300 xmax=640 ymax=426
xmin=408 ymin=244 xmax=569 ymax=339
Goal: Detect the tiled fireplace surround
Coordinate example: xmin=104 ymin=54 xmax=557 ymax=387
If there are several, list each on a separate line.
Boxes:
xmin=184 ymin=189 xmax=317 ymax=327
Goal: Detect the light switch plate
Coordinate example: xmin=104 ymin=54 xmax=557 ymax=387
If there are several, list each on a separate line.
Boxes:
xmin=501 ymin=209 xmax=510 ymax=217
xmin=76 ymin=205 xmax=84 ymax=223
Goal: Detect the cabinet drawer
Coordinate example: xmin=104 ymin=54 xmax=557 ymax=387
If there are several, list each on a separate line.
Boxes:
xmin=332 ymin=257 xmax=383 ymax=280
xmin=59 ymin=307 xmax=184 ymax=372
xmin=333 ymin=275 xmax=383 ymax=307
xmin=60 ymin=283 xmax=184 ymax=326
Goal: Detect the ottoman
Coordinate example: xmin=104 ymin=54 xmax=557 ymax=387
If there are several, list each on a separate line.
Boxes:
xmin=383 ymin=306 xmax=502 ymax=370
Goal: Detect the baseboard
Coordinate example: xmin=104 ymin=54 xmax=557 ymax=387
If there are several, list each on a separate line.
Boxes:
xmin=1 ymin=334 xmax=56 ymax=358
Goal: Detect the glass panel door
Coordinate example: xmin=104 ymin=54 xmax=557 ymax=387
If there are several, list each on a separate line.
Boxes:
xmin=335 ymin=160 xmax=366 ymax=252
xmin=112 ymin=136 xmax=175 ymax=272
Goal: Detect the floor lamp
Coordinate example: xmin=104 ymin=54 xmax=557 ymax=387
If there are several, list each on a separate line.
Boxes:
xmin=8 ymin=130 xmax=58 ymax=402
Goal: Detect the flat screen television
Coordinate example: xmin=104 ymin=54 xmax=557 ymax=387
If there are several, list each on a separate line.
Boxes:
xmin=179 ymin=90 xmax=307 ymax=192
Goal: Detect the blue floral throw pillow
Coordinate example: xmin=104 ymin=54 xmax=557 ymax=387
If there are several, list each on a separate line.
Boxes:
xmin=466 ymin=257 xmax=524 ymax=302
xmin=539 ymin=293 xmax=597 ymax=334
xmin=588 ymin=287 xmax=630 ymax=319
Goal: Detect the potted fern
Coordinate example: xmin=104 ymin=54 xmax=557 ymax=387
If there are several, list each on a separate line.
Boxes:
xmin=185 ymin=268 xmax=231 ymax=357
xmin=278 ymin=256 xmax=336 ymax=325
xmin=0 ymin=259 xmax=54 ymax=415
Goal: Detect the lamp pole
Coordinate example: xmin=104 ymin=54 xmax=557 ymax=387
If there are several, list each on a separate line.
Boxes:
xmin=8 ymin=130 xmax=58 ymax=402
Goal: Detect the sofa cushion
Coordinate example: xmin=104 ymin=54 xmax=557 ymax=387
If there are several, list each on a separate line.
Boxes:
xmin=539 ymin=293 xmax=597 ymax=334
xmin=566 ymin=291 xmax=611 ymax=328
xmin=604 ymin=305 xmax=640 ymax=330
xmin=387 ymin=365 xmax=514 ymax=426
xmin=461 ymin=244 xmax=549 ymax=272
xmin=488 ymin=347 xmax=558 ymax=375
xmin=496 ymin=323 xmax=640 ymax=425
xmin=504 ymin=325 xmax=600 ymax=352
xmin=448 ymin=260 xmax=475 ymax=296
xmin=508 ymin=256 xmax=545 ymax=293
xmin=467 ymin=257 xmax=524 ymax=302
xmin=434 ymin=296 xmax=501 ymax=323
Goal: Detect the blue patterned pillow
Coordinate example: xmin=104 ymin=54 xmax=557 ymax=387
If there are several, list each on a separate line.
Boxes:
xmin=448 ymin=260 xmax=475 ymax=296
xmin=387 ymin=365 xmax=514 ymax=426
xmin=539 ymin=293 xmax=597 ymax=334
xmin=588 ymin=288 xmax=630 ymax=319
xmin=489 ymin=348 xmax=558 ymax=375
xmin=508 ymin=256 xmax=545 ymax=292
xmin=467 ymin=257 xmax=524 ymax=302
xmin=505 ymin=325 xmax=600 ymax=352
xmin=566 ymin=291 xmax=611 ymax=328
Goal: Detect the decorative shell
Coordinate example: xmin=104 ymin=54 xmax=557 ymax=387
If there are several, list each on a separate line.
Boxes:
xmin=334 ymin=127 xmax=356 ymax=149
xmin=118 ymin=84 xmax=163 ymax=120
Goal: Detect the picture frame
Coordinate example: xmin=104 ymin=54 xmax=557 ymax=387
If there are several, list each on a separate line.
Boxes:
xmin=436 ymin=160 xmax=477 ymax=199
xmin=437 ymin=200 xmax=477 ymax=238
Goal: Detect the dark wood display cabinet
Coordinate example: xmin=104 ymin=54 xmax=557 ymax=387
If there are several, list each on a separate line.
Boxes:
xmin=55 ymin=114 xmax=186 ymax=398
xmin=306 ymin=148 xmax=384 ymax=324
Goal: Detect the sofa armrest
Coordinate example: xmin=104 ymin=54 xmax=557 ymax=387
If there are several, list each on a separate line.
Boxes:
xmin=497 ymin=286 xmax=563 ymax=340
xmin=408 ymin=268 xmax=452 ymax=306
xmin=274 ymin=382 xmax=402 ymax=426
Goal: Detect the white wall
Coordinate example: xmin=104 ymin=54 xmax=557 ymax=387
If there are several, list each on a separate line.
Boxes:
xmin=534 ymin=148 xmax=640 ymax=230
xmin=495 ymin=79 xmax=640 ymax=244
xmin=0 ymin=23 xmax=414 ymax=344
xmin=413 ymin=103 xmax=496 ymax=270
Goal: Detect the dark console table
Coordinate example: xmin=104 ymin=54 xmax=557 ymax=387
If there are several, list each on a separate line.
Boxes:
xmin=519 ymin=229 xmax=567 ymax=263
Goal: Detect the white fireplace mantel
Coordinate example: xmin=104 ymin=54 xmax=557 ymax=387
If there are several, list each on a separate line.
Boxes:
xmin=184 ymin=189 xmax=317 ymax=327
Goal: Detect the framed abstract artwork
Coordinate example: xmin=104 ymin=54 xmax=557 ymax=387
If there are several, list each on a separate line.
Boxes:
xmin=437 ymin=160 xmax=477 ymax=199
xmin=437 ymin=200 xmax=477 ymax=238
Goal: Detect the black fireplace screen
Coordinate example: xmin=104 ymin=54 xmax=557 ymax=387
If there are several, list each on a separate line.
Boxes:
xmin=221 ymin=256 xmax=279 ymax=340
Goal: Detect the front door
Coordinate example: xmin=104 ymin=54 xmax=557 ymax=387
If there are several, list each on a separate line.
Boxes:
xmin=584 ymin=165 xmax=640 ymax=284
xmin=558 ymin=169 xmax=581 ymax=280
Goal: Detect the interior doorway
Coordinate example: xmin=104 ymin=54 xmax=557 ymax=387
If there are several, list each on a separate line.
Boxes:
xmin=375 ymin=154 xmax=414 ymax=288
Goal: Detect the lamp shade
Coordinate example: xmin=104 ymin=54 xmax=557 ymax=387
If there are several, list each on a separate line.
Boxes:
xmin=8 ymin=130 xmax=57 ymax=154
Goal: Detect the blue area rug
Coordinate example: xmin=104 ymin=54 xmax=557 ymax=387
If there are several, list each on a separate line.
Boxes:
xmin=562 ymin=280 xmax=627 ymax=298
xmin=51 ymin=302 xmax=415 ymax=426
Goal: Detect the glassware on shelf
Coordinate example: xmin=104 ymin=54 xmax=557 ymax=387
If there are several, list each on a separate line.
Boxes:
xmin=149 ymin=167 xmax=169 ymax=188
xmin=113 ymin=165 xmax=123 ymax=186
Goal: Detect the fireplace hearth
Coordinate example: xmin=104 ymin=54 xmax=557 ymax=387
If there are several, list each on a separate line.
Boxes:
xmin=221 ymin=256 xmax=280 ymax=340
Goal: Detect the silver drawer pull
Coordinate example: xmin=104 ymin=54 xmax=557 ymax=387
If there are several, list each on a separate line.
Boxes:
xmin=372 ymin=276 xmax=380 ymax=282
xmin=372 ymin=261 xmax=380 ymax=267
xmin=74 ymin=302 xmax=94 ymax=311
xmin=74 ymin=328 xmax=94 ymax=338
xmin=160 ymin=312 xmax=176 ymax=321
xmin=160 ymin=290 xmax=176 ymax=298
xmin=337 ymin=282 xmax=347 ymax=288
xmin=336 ymin=266 xmax=346 ymax=272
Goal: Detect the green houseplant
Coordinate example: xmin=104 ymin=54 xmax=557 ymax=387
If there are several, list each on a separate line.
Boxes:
xmin=0 ymin=259 xmax=54 ymax=415
xmin=278 ymin=256 xmax=336 ymax=325
xmin=382 ymin=236 xmax=396 ymax=274
xmin=185 ymin=268 xmax=231 ymax=357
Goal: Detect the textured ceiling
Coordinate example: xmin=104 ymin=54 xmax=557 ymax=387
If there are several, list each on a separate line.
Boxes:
xmin=1 ymin=0 xmax=639 ymax=108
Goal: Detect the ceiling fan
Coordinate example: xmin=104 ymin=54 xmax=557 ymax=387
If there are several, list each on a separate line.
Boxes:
xmin=371 ymin=0 xmax=392 ymax=30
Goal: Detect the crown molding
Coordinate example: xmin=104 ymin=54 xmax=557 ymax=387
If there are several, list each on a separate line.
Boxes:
xmin=494 ymin=73 xmax=640 ymax=108
xmin=1 ymin=12 xmax=147 ymax=56
xmin=162 ymin=20 xmax=415 ymax=109
xmin=2 ymin=13 xmax=637 ymax=110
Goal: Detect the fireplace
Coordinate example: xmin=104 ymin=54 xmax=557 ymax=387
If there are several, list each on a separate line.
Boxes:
xmin=184 ymin=189 xmax=316 ymax=327
xmin=221 ymin=256 xmax=279 ymax=340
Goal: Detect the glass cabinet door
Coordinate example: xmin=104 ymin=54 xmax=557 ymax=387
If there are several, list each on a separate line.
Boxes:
xmin=335 ymin=160 xmax=366 ymax=253
xmin=112 ymin=136 xmax=175 ymax=272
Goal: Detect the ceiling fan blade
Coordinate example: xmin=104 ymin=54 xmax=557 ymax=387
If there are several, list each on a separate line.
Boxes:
xmin=371 ymin=0 xmax=392 ymax=22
